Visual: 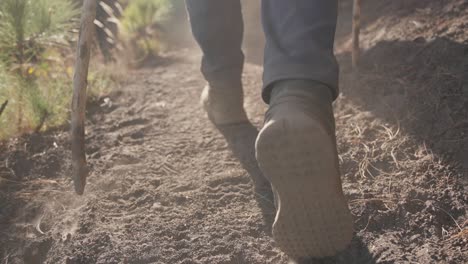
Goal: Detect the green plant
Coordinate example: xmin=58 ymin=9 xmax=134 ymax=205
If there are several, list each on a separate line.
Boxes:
xmin=0 ymin=61 xmax=118 ymax=139
xmin=120 ymin=0 xmax=173 ymax=62
xmin=0 ymin=0 xmax=123 ymax=140
xmin=121 ymin=0 xmax=172 ymax=33
xmin=0 ymin=63 xmax=19 ymax=138
xmin=0 ymin=0 xmax=79 ymax=66
xmin=0 ymin=0 xmax=79 ymax=137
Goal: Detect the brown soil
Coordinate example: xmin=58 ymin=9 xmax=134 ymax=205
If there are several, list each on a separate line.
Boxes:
xmin=1 ymin=0 xmax=467 ymax=263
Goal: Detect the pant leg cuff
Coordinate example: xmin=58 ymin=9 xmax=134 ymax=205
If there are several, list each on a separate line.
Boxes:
xmin=203 ymin=67 xmax=243 ymax=88
xmin=262 ymin=63 xmax=339 ymax=103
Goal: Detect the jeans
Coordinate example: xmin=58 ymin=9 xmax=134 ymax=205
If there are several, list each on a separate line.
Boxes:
xmin=186 ymin=0 xmax=339 ymax=103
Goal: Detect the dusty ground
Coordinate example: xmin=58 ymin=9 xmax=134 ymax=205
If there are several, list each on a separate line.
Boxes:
xmin=1 ymin=0 xmax=467 ymax=263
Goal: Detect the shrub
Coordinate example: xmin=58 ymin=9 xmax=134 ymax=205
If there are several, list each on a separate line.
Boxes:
xmin=0 ymin=0 xmax=79 ymax=66
xmin=0 ymin=0 xmax=79 ymax=138
xmin=0 ymin=63 xmax=20 ymax=138
xmin=119 ymin=0 xmax=173 ymax=63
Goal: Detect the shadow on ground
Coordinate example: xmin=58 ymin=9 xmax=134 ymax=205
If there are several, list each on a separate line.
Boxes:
xmin=216 ymin=122 xmax=275 ymax=231
xmin=339 ymin=37 xmax=467 ymax=170
xmin=217 ymin=122 xmax=377 ymax=264
xmin=296 ymin=237 xmax=376 ymax=264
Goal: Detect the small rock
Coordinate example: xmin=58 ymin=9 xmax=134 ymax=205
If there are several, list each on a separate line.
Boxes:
xmin=152 ymin=202 xmax=163 ymax=211
xmin=410 ymin=234 xmax=421 ymax=242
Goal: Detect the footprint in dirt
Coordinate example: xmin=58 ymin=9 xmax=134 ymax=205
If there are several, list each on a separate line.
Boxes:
xmin=23 ymin=238 xmax=53 ymax=264
xmin=216 ymin=122 xmax=276 ymax=229
xmin=288 ymin=238 xmax=376 ymax=264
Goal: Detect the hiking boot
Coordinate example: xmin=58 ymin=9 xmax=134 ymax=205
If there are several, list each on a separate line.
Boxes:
xmin=255 ymin=80 xmax=353 ymax=259
xmin=200 ymin=82 xmax=248 ymax=125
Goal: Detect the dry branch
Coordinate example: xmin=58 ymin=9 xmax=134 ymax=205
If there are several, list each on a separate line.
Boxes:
xmin=352 ymin=0 xmax=362 ymax=69
xmin=0 ymin=100 xmax=8 ymax=118
xmin=34 ymin=111 xmax=49 ymax=133
xmin=71 ymin=0 xmax=97 ymax=195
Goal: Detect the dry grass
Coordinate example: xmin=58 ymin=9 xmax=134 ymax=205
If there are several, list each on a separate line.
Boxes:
xmin=333 ymin=35 xmax=467 ymax=257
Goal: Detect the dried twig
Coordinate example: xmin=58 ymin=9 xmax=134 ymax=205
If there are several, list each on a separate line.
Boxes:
xmin=447 ymin=228 xmax=468 ymax=241
xmin=349 ymin=197 xmax=398 ymax=205
xmin=412 ymin=199 xmax=463 ymax=232
xmin=0 ymin=100 xmax=8 ymax=118
xmin=35 ymin=214 xmax=45 ymax=235
xmin=34 ymin=110 xmax=49 ymax=133
xmin=352 ymin=0 xmax=362 ymax=69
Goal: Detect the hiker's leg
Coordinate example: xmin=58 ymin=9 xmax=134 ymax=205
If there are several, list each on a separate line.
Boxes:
xmin=256 ymin=0 xmax=353 ymax=259
xmin=186 ymin=0 xmax=247 ymax=125
xmin=261 ymin=0 xmax=339 ymax=103
xmin=186 ymin=0 xmax=244 ymax=85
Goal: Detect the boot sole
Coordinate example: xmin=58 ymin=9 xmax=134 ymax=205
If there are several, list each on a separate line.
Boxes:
xmin=255 ymin=116 xmax=353 ymax=258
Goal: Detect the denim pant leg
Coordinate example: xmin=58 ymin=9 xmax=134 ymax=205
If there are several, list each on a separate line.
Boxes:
xmin=261 ymin=0 xmax=339 ymax=103
xmin=186 ymin=0 xmax=244 ymax=86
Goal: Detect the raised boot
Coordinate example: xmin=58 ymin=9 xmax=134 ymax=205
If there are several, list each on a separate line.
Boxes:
xmin=255 ymin=80 xmax=353 ymax=259
xmin=200 ymin=81 xmax=248 ymax=125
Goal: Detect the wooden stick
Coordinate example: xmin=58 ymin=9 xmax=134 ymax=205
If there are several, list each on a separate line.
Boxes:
xmin=0 ymin=100 xmax=8 ymax=118
xmin=352 ymin=0 xmax=362 ymax=69
xmin=71 ymin=0 xmax=97 ymax=195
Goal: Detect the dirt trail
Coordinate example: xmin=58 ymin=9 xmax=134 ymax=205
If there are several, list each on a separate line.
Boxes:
xmin=1 ymin=0 xmax=467 ymax=263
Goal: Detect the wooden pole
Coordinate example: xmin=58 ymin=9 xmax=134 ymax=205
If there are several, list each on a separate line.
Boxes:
xmin=352 ymin=0 xmax=362 ymax=69
xmin=71 ymin=0 xmax=97 ymax=195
